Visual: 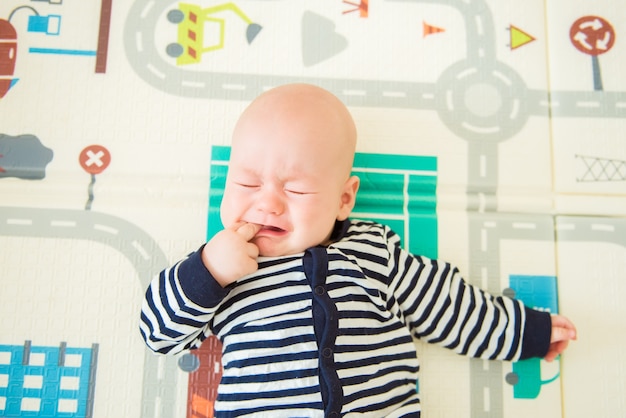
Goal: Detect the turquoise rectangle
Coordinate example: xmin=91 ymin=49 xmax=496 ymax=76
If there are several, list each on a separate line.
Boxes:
xmin=354 ymin=152 xmax=437 ymax=172
xmin=211 ymin=145 xmax=231 ymax=162
xmin=28 ymin=47 xmax=97 ymax=56
xmin=355 ymin=172 xmax=405 ymax=215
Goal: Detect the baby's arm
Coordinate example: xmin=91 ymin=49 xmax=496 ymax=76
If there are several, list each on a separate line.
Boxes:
xmin=139 ymin=222 xmax=260 ymax=354
xmin=545 ymin=314 xmax=577 ymax=362
xmin=381 ymin=224 xmax=575 ymax=362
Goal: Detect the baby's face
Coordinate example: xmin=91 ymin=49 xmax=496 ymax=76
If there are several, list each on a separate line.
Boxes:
xmin=220 ymin=127 xmax=354 ymax=257
xmin=220 ymin=85 xmax=358 ymax=257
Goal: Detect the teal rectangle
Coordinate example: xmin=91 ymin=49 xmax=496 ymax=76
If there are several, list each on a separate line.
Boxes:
xmin=28 ymin=47 xmax=97 ymax=56
xmin=407 ymin=175 xmax=437 ymax=212
xmin=354 ymin=152 xmax=437 ymax=172
xmin=407 ymin=215 xmax=438 ymax=259
xmin=355 ymin=172 xmax=405 ymax=215
xmin=211 ymin=145 xmax=231 ymax=162
xmin=508 ymin=275 xmax=559 ymax=313
xmin=207 ymin=164 xmax=227 ymax=239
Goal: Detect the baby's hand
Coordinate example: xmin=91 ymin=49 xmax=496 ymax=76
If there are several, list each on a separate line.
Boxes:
xmin=202 ymin=222 xmax=261 ymax=287
xmin=544 ymin=314 xmax=577 ymax=362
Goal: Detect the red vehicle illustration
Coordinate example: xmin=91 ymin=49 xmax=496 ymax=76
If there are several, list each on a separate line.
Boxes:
xmin=180 ymin=336 xmax=223 ymax=418
xmin=0 ymin=19 xmax=18 ymax=98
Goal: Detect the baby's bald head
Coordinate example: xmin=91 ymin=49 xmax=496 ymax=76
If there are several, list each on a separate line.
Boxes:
xmin=231 ymin=84 xmax=357 ymax=180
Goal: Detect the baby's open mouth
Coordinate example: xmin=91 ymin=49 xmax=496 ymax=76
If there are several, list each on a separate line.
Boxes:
xmin=261 ymin=225 xmax=285 ymax=233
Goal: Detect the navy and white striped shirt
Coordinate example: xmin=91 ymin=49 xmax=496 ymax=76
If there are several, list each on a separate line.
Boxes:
xmin=140 ymin=220 xmax=550 ymax=417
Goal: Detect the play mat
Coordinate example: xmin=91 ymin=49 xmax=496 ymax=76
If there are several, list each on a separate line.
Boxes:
xmin=1 ymin=1 xmax=624 ymax=417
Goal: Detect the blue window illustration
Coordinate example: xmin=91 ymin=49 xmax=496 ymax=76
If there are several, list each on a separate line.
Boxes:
xmin=0 ymin=341 xmax=98 ymax=417
xmin=207 ymin=146 xmax=438 ymax=258
xmin=505 ymin=275 xmax=560 ymax=399
xmin=27 ymin=15 xmax=62 ymax=36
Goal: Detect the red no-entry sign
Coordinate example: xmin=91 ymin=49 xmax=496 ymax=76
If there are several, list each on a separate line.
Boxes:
xmin=79 ymin=145 xmax=111 ymax=174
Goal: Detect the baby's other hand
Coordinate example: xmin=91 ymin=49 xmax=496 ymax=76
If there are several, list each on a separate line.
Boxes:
xmin=202 ymin=222 xmax=261 ymax=287
xmin=544 ymin=314 xmax=577 ymax=362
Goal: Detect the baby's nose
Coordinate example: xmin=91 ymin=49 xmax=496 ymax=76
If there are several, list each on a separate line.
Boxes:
xmin=256 ymin=188 xmax=285 ymax=215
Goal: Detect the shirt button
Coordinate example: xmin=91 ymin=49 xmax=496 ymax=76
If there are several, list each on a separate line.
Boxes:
xmin=328 ymin=412 xmax=340 ymax=418
xmin=314 ymin=286 xmax=326 ymax=296
xmin=322 ymin=348 xmax=333 ymax=358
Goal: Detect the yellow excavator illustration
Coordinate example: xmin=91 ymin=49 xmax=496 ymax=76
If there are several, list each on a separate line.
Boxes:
xmin=166 ymin=2 xmax=262 ymax=65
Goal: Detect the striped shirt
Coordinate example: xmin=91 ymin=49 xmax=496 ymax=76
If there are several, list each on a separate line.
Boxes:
xmin=140 ymin=220 xmax=550 ymax=417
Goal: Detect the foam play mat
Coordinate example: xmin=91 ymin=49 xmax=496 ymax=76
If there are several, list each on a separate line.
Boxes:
xmin=1 ymin=1 xmax=625 ymax=417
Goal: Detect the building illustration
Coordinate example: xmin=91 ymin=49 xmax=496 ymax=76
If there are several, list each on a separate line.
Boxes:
xmin=0 ymin=341 xmax=98 ymax=417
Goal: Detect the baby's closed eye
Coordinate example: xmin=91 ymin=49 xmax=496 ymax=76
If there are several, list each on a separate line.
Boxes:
xmin=235 ymin=182 xmax=260 ymax=189
xmin=285 ymin=188 xmax=312 ymax=195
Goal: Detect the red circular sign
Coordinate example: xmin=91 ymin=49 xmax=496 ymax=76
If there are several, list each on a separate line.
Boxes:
xmin=79 ymin=145 xmax=111 ymax=174
xmin=569 ymin=16 xmax=615 ymax=56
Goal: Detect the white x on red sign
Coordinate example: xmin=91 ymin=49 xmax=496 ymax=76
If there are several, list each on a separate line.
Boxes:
xmin=79 ymin=145 xmax=111 ymax=174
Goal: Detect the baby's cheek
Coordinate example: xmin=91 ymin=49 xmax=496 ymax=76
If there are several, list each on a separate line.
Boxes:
xmin=219 ymin=200 xmax=238 ymax=228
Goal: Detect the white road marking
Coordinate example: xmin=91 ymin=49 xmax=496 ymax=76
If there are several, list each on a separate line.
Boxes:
xmin=383 ymin=91 xmax=407 ymax=98
xmin=182 ymin=80 xmax=206 ymax=88
xmin=513 ymin=222 xmax=536 ymax=230
xmin=140 ymin=1 xmax=154 ymax=19
xmin=146 ymin=63 xmax=165 ymax=79
xmin=135 ymin=32 xmax=143 ymax=53
xmin=592 ymin=223 xmax=615 ymax=232
xmin=222 ymin=84 xmax=246 ymax=91
xmin=576 ymin=101 xmax=601 ymax=108
xmin=132 ymin=241 xmax=151 ymax=260
xmin=94 ymin=224 xmax=119 ymax=235
xmin=51 ymin=220 xmax=76 ymax=227
xmin=7 ymin=218 xmax=32 ymax=225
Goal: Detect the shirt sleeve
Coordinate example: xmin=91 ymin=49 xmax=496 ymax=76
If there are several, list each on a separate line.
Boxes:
xmin=139 ymin=245 xmax=230 ymax=354
xmin=519 ymin=307 xmax=552 ymax=360
xmin=383 ymin=226 xmax=551 ymax=361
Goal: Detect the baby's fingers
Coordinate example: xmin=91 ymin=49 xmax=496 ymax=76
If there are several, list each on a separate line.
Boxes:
xmin=234 ymin=222 xmax=261 ymax=242
xmin=245 ymin=241 xmax=260 ymax=259
xmin=545 ymin=338 xmax=570 ymax=362
xmin=551 ymin=315 xmax=577 ymax=342
xmin=550 ymin=326 xmax=576 ymax=344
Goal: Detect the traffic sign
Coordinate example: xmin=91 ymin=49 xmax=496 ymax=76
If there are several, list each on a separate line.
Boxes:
xmin=569 ymin=16 xmax=615 ymax=56
xmin=509 ymin=25 xmax=535 ymax=50
xmin=79 ymin=145 xmax=111 ymax=174
xmin=423 ymin=21 xmax=445 ymax=38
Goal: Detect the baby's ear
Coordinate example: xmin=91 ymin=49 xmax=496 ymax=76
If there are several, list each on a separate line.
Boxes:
xmin=337 ymin=175 xmax=360 ymax=221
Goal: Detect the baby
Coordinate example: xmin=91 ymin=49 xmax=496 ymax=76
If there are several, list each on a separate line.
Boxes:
xmin=140 ymin=83 xmax=576 ymax=417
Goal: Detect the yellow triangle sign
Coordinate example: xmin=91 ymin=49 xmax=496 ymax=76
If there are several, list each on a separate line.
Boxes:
xmin=509 ymin=24 xmax=535 ymax=50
